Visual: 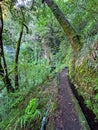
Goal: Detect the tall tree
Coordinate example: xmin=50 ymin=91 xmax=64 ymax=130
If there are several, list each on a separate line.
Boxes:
xmin=14 ymin=10 xmax=28 ymax=89
xmin=0 ymin=4 xmax=14 ymax=92
xmin=44 ymin=0 xmax=81 ymax=54
xmin=14 ymin=10 xmax=24 ymax=89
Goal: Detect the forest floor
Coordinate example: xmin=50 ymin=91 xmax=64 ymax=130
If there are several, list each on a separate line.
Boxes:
xmin=50 ymin=68 xmax=90 ymax=130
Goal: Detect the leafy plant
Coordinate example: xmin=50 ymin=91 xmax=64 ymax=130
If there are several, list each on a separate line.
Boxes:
xmin=25 ymin=98 xmax=38 ymax=116
xmin=85 ymin=99 xmax=92 ymax=108
xmin=15 ymin=98 xmax=41 ymax=129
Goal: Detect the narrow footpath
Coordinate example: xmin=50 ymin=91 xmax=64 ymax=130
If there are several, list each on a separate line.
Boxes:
xmin=54 ymin=68 xmax=90 ymax=130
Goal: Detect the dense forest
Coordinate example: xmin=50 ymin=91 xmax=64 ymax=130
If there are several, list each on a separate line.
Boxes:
xmin=0 ymin=0 xmax=98 ymax=130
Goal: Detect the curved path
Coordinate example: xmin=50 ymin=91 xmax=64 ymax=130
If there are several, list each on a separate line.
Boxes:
xmin=54 ymin=68 xmax=90 ymax=130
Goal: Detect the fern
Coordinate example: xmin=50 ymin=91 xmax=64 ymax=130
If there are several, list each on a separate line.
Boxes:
xmin=32 ymin=109 xmax=41 ymax=120
xmin=25 ymin=98 xmax=38 ymax=115
xmin=15 ymin=98 xmax=42 ymax=129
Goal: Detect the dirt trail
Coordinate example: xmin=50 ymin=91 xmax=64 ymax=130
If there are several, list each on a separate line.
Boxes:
xmin=55 ymin=68 xmax=83 ymax=130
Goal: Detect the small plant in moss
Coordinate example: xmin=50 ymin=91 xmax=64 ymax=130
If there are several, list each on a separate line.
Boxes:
xmin=85 ymin=99 xmax=92 ymax=109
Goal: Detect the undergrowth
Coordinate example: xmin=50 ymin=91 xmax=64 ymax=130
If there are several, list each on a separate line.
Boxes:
xmin=15 ymin=98 xmax=42 ymax=130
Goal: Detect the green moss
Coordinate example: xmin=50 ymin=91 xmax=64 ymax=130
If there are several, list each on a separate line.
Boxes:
xmin=70 ymin=58 xmax=98 ymax=119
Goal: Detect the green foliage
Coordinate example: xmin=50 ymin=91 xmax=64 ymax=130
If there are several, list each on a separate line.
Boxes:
xmin=15 ymin=98 xmax=41 ymax=129
xmin=85 ymin=100 xmax=92 ymax=109
xmin=0 ymin=80 xmax=4 ymax=90
xmin=94 ymin=94 xmax=98 ymax=100
xmin=9 ymin=95 xmax=24 ymax=109
xmin=25 ymin=98 xmax=38 ymax=115
xmin=1 ymin=0 xmax=98 ymax=128
xmin=18 ymin=62 xmax=50 ymax=89
xmin=70 ymin=50 xmax=98 ymax=118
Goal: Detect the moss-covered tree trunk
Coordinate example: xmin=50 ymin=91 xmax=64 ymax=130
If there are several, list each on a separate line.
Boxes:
xmin=14 ymin=11 xmax=24 ymax=89
xmin=45 ymin=0 xmax=81 ymax=54
xmin=0 ymin=4 xmax=14 ymax=92
xmin=0 ymin=5 xmax=3 ymax=78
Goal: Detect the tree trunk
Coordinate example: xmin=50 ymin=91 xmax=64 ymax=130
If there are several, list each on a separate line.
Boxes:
xmin=45 ymin=0 xmax=81 ymax=54
xmin=0 ymin=5 xmax=3 ymax=78
xmin=0 ymin=5 xmax=14 ymax=92
xmin=14 ymin=10 xmax=24 ymax=89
